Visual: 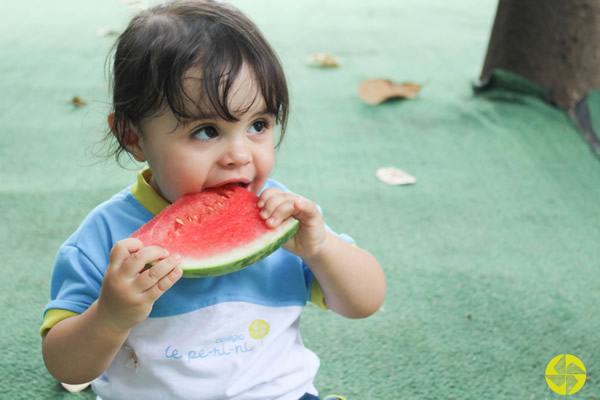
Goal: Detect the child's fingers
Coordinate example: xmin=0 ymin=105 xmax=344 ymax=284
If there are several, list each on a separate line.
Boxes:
xmin=136 ymin=254 xmax=182 ymax=292
xmin=108 ymin=238 xmax=144 ymax=269
xmin=257 ymin=188 xmax=280 ymax=215
xmin=258 ymin=189 xmax=322 ymax=228
xmin=290 ymin=198 xmax=321 ymax=221
xmin=143 ymin=265 xmax=183 ymax=302
xmin=120 ymin=246 xmax=171 ymax=276
xmin=256 ymin=187 xmax=280 ymax=207
xmin=258 ymin=188 xmax=297 ymax=215
xmin=259 ymin=194 xmax=297 ymax=227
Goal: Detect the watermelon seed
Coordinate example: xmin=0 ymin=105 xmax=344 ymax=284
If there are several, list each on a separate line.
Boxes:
xmin=207 ymin=206 xmax=214 ymax=212
xmin=175 ymin=218 xmax=184 ymax=228
xmin=216 ymin=201 xmax=223 ymax=207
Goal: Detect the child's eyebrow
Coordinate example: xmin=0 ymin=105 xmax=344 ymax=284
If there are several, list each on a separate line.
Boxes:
xmin=192 ymin=108 xmax=274 ymax=123
xmin=250 ymin=109 xmax=276 ymax=118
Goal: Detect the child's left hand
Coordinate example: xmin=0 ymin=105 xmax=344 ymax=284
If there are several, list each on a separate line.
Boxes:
xmin=258 ymin=188 xmax=328 ymax=259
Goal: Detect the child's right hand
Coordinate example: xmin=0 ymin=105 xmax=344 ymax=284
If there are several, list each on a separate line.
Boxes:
xmin=96 ymin=238 xmax=182 ymax=332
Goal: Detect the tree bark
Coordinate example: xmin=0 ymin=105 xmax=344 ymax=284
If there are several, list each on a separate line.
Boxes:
xmin=480 ymin=0 xmax=600 ymax=111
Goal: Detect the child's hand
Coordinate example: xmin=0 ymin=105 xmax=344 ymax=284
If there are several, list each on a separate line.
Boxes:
xmin=258 ymin=188 xmax=328 ymax=259
xmin=96 ymin=238 xmax=182 ymax=332
xmin=259 ymin=188 xmax=386 ymax=319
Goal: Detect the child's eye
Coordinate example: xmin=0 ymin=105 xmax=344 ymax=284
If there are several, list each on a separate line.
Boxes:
xmin=191 ymin=126 xmax=219 ymax=141
xmin=248 ymin=120 xmax=267 ymax=134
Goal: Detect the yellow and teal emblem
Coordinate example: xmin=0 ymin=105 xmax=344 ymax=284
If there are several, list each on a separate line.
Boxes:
xmin=545 ymin=354 xmax=586 ymax=395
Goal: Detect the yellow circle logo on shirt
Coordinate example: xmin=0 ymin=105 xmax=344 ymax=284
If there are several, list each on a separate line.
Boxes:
xmin=545 ymin=354 xmax=586 ymax=395
xmin=248 ymin=319 xmax=270 ymax=339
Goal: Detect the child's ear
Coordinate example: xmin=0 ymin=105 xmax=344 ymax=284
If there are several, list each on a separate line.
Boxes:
xmin=107 ymin=113 xmax=146 ymax=162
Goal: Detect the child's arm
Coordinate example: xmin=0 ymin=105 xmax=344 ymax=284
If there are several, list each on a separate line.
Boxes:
xmin=42 ymin=238 xmax=182 ymax=384
xmin=258 ymin=189 xmax=386 ymax=318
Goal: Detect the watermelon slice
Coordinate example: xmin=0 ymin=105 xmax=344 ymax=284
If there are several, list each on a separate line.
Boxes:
xmin=130 ymin=184 xmax=299 ymax=277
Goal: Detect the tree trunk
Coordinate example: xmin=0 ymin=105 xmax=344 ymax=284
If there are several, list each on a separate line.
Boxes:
xmin=479 ymin=0 xmax=600 ymax=156
xmin=480 ymin=0 xmax=600 ymax=110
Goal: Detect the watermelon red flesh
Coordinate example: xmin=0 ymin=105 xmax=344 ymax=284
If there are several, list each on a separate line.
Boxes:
xmin=130 ymin=184 xmax=299 ymax=277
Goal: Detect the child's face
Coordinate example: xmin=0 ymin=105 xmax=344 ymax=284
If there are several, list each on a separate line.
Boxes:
xmin=131 ymin=65 xmax=276 ymax=202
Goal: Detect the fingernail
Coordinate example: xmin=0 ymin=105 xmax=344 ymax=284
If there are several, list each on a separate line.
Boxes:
xmin=260 ymin=210 xmax=268 ymax=219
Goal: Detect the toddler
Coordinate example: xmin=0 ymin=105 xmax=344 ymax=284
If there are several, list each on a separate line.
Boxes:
xmin=41 ymin=1 xmax=386 ymax=399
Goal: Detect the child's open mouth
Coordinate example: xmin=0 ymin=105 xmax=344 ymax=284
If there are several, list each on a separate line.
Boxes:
xmin=204 ymin=180 xmax=252 ymax=192
xmin=209 ymin=181 xmax=250 ymax=190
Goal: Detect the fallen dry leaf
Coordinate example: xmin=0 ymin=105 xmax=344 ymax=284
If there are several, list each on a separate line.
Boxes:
xmin=306 ymin=52 xmax=340 ymax=68
xmin=359 ymin=79 xmax=421 ymax=105
xmin=70 ymin=96 xmax=87 ymax=107
xmin=376 ymin=167 xmax=416 ymax=185
xmin=61 ymin=382 xmax=91 ymax=392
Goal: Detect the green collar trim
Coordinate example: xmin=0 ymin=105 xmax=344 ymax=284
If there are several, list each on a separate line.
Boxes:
xmin=131 ymin=168 xmax=170 ymax=216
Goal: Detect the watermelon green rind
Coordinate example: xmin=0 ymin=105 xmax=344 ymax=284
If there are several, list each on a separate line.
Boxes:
xmin=180 ymin=217 xmax=299 ymax=277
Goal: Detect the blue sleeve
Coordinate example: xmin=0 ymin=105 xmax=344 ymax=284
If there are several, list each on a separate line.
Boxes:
xmin=42 ymin=189 xmax=144 ymax=318
xmin=43 ymin=244 xmax=104 ymax=317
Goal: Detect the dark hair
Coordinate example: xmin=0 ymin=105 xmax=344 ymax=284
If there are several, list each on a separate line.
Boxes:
xmin=107 ymin=0 xmax=289 ymax=162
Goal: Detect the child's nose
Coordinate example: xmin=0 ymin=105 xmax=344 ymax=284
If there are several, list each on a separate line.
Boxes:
xmin=220 ymin=138 xmax=252 ymax=167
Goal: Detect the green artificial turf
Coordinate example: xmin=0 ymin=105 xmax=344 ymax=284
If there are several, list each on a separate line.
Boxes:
xmin=1 ymin=0 xmax=598 ymax=398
